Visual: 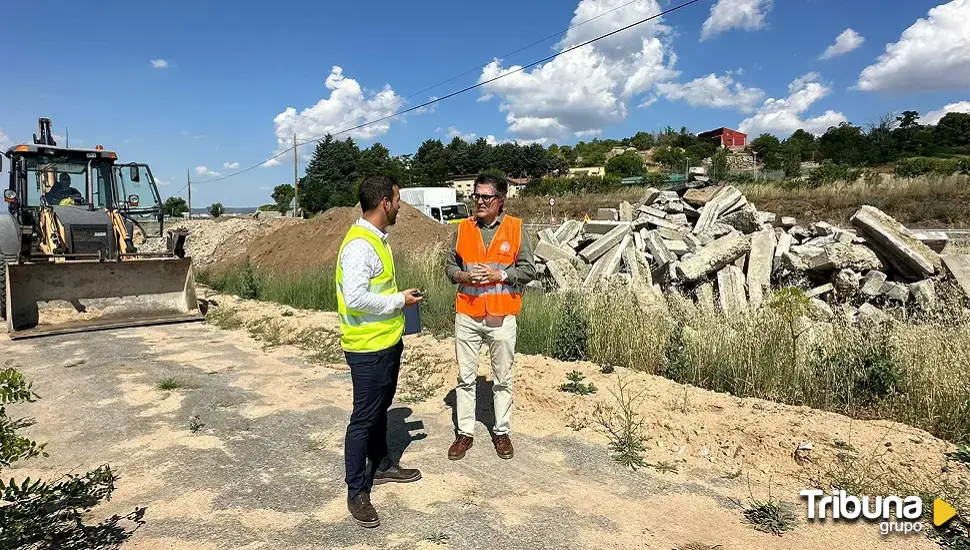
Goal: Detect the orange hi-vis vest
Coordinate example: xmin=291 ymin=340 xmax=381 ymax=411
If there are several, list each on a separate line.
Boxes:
xmin=455 ymin=215 xmax=523 ymax=317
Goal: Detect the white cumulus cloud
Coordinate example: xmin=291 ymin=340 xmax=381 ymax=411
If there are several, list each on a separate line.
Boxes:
xmin=820 ymin=28 xmax=865 ymax=60
xmin=857 ymin=0 xmax=970 ymax=92
xmin=477 ymin=0 xmax=679 ymax=142
xmin=194 ymin=166 xmax=221 ymax=178
xmin=446 ymin=127 xmax=500 ymax=144
xmin=701 ymin=0 xmax=772 ymax=41
xmin=923 ymin=101 xmax=970 ymax=125
xmin=656 ymin=74 xmax=765 ymax=113
xmin=267 ymin=66 xmax=406 ymax=164
xmin=150 ymin=59 xmax=169 ymax=69
xmin=0 ymin=129 xmax=12 ymax=151
xmin=222 ymin=161 xmax=240 ymax=170
xmin=738 ymin=73 xmax=847 ymax=137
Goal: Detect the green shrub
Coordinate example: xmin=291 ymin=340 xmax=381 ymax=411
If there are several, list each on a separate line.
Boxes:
xmin=806 ymin=162 xmax=857 ymax=187
xmin=551 ymin=293 xmax=589 ymax=361
xmin=894 ymin=157 xmax=968 ymax=177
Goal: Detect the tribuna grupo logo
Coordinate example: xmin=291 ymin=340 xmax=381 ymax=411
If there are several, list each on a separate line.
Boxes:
xmin=800 ymin=490 xmax=959 ymax=535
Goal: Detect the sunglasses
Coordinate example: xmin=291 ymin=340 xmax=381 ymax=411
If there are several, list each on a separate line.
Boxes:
xmin=470 ymin=193 xmax=499 ymax=203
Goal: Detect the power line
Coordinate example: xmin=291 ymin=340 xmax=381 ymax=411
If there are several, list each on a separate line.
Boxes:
xmin=189 ymin=0 xmax=704 ymax=186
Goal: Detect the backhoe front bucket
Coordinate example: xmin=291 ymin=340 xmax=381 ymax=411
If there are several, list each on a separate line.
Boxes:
xmin=5 ymin=257 xmax=201 ymax=339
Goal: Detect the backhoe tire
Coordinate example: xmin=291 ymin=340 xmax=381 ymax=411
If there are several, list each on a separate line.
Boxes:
xmin=0 ymin=262 xmax=6 ymax=321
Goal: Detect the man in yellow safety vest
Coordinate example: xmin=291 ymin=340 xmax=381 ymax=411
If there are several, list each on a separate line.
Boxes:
xmin=336 ymin=176 xmax=424 ymax=528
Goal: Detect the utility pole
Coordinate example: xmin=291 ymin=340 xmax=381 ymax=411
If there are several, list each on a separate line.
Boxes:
xmin=293 ymin=133 xmax=299 ymax=218
xmin=187 ymin=168 xmax=192 ymax=220
xmin=65 ymin=127 xmax=69 ymax=148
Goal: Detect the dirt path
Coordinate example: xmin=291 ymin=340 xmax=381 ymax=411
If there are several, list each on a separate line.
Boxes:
xmin=5 ymin=299 xmax=966 ymax=549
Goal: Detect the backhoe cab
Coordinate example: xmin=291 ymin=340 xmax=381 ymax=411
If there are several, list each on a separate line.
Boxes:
xmin=0 ymin=117 xmax=199 ymax=339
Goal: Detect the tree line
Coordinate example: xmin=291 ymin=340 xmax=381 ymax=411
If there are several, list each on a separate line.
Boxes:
xmin=283 ymin=111 xmax=970 ymax=214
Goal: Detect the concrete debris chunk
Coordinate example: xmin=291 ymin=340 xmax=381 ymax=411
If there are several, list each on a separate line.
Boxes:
xmin=683 ymin=233 xmax=701 ymax=253
xmin=757 ymin=211 xmax=777 ymax=226
xmin=579 ymin=224 xmax=632 ymax=263
xmin=676 ymin=233 xmax=752 ymax=283
xmin=719 ymin=202 xmax=761 ymax=234
xmin=808 ymin=298 xmax=834 ymax=321
xmin=682 ymin=202 xmax=701 ymax=220
xmin=850 ymin=205 xmax=941 ymax=279
xmin=664 ymin=239 xmax=690 ymax=257
xmin=666 ymin=213 xmax=690 ymax=226
xmin=806 ymin=284 xmax=834 ymax=298
xmin=638 ymin=188 xmax=662 ymax=207
xmin=832 ymin=268 xmax=861 ymax=297
xmin=554 ymin=219 xmax=583 ymax=244
xmin=911 ymin=230 xmax=948 ymax=253
xmin=584 ymin=220 xmax=629 ymax=236
xmin=941 ymin=255 xmax=970 ymax=297
xmin=773 ymin=232 xmax=793 ymax=271
xmin=683 ymin=186 xmax=720 ymax=207
xmin=645 ymin=230 xmax=676 ymax=266
xmin=858 ymin=303 xmax=890 ymax=326
xmin=693 ymin=186 xmax=743 ymax=235
xmin=638 ymin=205 xmax=668 ymax=218
xmin=546 ymin=259 xmax=581 ymax=289
xmin=786 ymin=243 xmax=885 ymax=273
xmin=657 ymin=228 xmax=687 ymax=241
xmin=538 ymin=228 xmax=560 ymax=245
xmin=910 ymin=279 xmax=937 ymax=309
xmin=619 ymin=201 xmax=634 ymax=222
xmin=860 ymin=270 xmax=888 ymax=297
xmin=534 ymin=240 xmax=577 ymax=263
xmin=640 ymin=213 xmax=682 ymax=231
xmin=882 ymin=281 xmax=910 ymax=303
xmin=659 ymin=190 xmax=680 ymax=203
xmin=634 ymin=230 xmax=646 ymax=253
xmin=717 ymin=265 xmax=748 ymax=317
xmin=746 ymin=228 xmax=776 ymax=308
xmin=780 ymin=216 xmax=797 ymax=229
xmin=597 ymin=208 xmax=619 ymax=221
xmin=812 ymin=222 xmax=835 ymax=236
xmin=621 ymin=243 xmax=642 ymax=282
xmin=663 ymin=201 xmax=685 ymax=214
xmin=602 ymin=235 xmax=631 ymax=279
xmin=789 ymin=225 xmax=813 ymax=241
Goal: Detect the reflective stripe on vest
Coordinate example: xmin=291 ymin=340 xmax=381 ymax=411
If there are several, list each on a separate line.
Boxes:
xmin=454 ymin=215 xmax=523 ymax=317
xmin=335 ymin=225 xmax=405 ymax=352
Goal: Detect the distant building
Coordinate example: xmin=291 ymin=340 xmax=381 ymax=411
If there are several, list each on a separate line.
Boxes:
xmin=698 ymin=127 xmax=747 ymax=148
xmin=568 ymin=166 xmax=606 ymax=178
xmin=447 ymin=174 xmax=478 ymax=197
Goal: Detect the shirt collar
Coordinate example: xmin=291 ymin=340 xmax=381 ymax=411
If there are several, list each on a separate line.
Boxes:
xmin=355 ymin=218 xmax=388 ymax=241
xmin=476 ymin=212 xmax=505 ymax=229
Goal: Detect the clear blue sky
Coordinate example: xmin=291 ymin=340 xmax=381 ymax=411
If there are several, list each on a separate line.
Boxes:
xmin=1 ymin=0 xmax=967 ymax=207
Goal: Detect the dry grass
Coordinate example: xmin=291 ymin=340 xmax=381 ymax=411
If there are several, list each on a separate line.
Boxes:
xmin=505 ymin=187 xmax=647 ymax=222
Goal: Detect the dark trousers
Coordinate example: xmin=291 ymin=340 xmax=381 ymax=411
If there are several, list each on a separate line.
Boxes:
xmin=344 ymin=339 xmax=403 ymax=500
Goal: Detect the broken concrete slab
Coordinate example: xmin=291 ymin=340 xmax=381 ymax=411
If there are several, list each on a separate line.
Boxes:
xmin=773 ymin=232 xmax=793 ymax=271
xmin=719 ymin=202 xmax=762 ymax=234
xmin=941 ymin=255 xmax=970 ymax=297
xmin=911 ymin=230 xmax=949 ymax=253
xmin=554 ymin=219 xmax=583 ymax=244
xmin=637 ymin=188 xmax=662 ymax=207
xmin=657 ymin=228 xmax=687 ymax=241
xmin=664 ymin=239 xmax=691 ymax=257
xmin=695 ymin=281 xmax=716 ymax=316
xmin=806 ymin=284 xmax=834 ymax=299
xmin=683 ymin=233 xmax=701 ymax=253
xmin=717 ymin=265 xmax=748 ymax=317
xmin=666 ymin=213 xmax=690 ymax=226
xmin=720 ymin=195 xmax=749 ymax=218
xmin=850 ymin=205 xmax=941 ymax=279
xmin=622 ymin=243 xmax=642 ymax=282
xmin=789 ymin=225 xmax=813 ymax=241
xmin=619 ymin=201 xmax=634 ymax=222
xmin=639 ymin=213 xmax=683 ymax=231
xmin=780 ymin=216 xmax=797 ymax=229
xmin=693 ymin=186 xmax=743 ymax=235
xmin=634 ymin=230 xmax=646 ymax=253
xmin=645 ymin=230 xmax=676 ymax=266
xmin=832 ymin=268 xmax=861 ymax=298
xmin=746 ymin=228 xmax=776 ymax=308
xmin=596 ymin=208 xmax=619 ymax=221
xmin=882 ymin=281 xmax=910 ymax=302
xmin=785 ymin=243 xmax=885 ymax=273
xmin=546 ymin=259 xmax=581 ymax=289
xmin=683 ymin=186 xmax=721 ymax=207
xmin=602 ymin=235 xmax=631 ymax=279
xmin=579 ymin=224 xmax=632 ymax=263
xmin=676 ymin=233 xmax=752 ymax=283
xmin=682 ymin=202 xmax=701 ymax=221
xmin=535 ymin=240 xmax=577 ymax=263
xmin=860 ymin=270 xmax=888 ymax=297
xmin=582 ymin=254 xmax=610 ymax=288
xmin=658 ymin=190 xmax=680 ymax=203
xmin=538 ymin=228 xmax=560 ymax=245
xmin=638 ymin=205 xmax=668 ymax=218
xmin=584 ymin=220 xmax=631 ymax=235
xmin=808 ymin=298 xmax=835 ymax=321
xmin=663 ymin=201 xmax=685 ymax=214
xmin=910 ymin=279 xmax=937 ymax=309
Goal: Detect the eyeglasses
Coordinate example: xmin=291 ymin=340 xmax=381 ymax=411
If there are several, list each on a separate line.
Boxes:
xmin=470 ymin=193 xmax=499 ymax=203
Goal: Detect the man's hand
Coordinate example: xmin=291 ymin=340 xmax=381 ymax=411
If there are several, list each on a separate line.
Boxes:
xmin=402 ymin=288 xmax=424 ymax=306
xmin=471 ymin=264 xmax=504 ymax=284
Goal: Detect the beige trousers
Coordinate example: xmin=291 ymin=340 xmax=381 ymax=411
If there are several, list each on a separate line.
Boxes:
xmin=454 ymin=313 xmax=517 ymax=437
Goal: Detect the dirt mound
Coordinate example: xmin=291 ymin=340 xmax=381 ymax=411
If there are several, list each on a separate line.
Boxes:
xmin=233 ymin=202 xmax=453 ymax=275
xmin=142 ymin=217 xmax=301 ymax=270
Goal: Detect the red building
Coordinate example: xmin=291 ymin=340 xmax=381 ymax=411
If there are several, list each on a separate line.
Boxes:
xmin=698 ymin=127 xmax=747 ymax=148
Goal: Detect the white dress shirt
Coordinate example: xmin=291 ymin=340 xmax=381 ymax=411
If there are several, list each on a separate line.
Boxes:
xmin=339 ymin=218 xmax=406 ymax=315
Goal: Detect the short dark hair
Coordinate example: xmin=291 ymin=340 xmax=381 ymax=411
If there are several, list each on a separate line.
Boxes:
xmin=358 ymin=176 xmax=397 ymax=212
xmin=474 ymin=173 xmax=508 ymax=198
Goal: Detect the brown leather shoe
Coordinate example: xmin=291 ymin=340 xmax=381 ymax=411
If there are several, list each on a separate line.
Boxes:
xmin=494 ymin=434 xmax=513 ymax=459
xmin=448 ymin=435 xmax=473 ymax=460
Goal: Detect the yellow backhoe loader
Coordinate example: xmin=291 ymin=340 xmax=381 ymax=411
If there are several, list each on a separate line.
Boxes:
xmin=0 ymin=118 xmax=201 ymax=339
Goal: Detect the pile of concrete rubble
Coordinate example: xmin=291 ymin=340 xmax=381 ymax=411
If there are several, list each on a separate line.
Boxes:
xmin=533 ymin=185 xmax=970 ymax=321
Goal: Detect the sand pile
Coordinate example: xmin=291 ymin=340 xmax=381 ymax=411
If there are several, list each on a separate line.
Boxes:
xmin=232 ymin=202 xmax=453 ymax=275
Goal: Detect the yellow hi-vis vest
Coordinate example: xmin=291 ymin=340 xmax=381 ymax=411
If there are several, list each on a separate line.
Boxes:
xmin=335 ymin=225 xmax=405 ymax=352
